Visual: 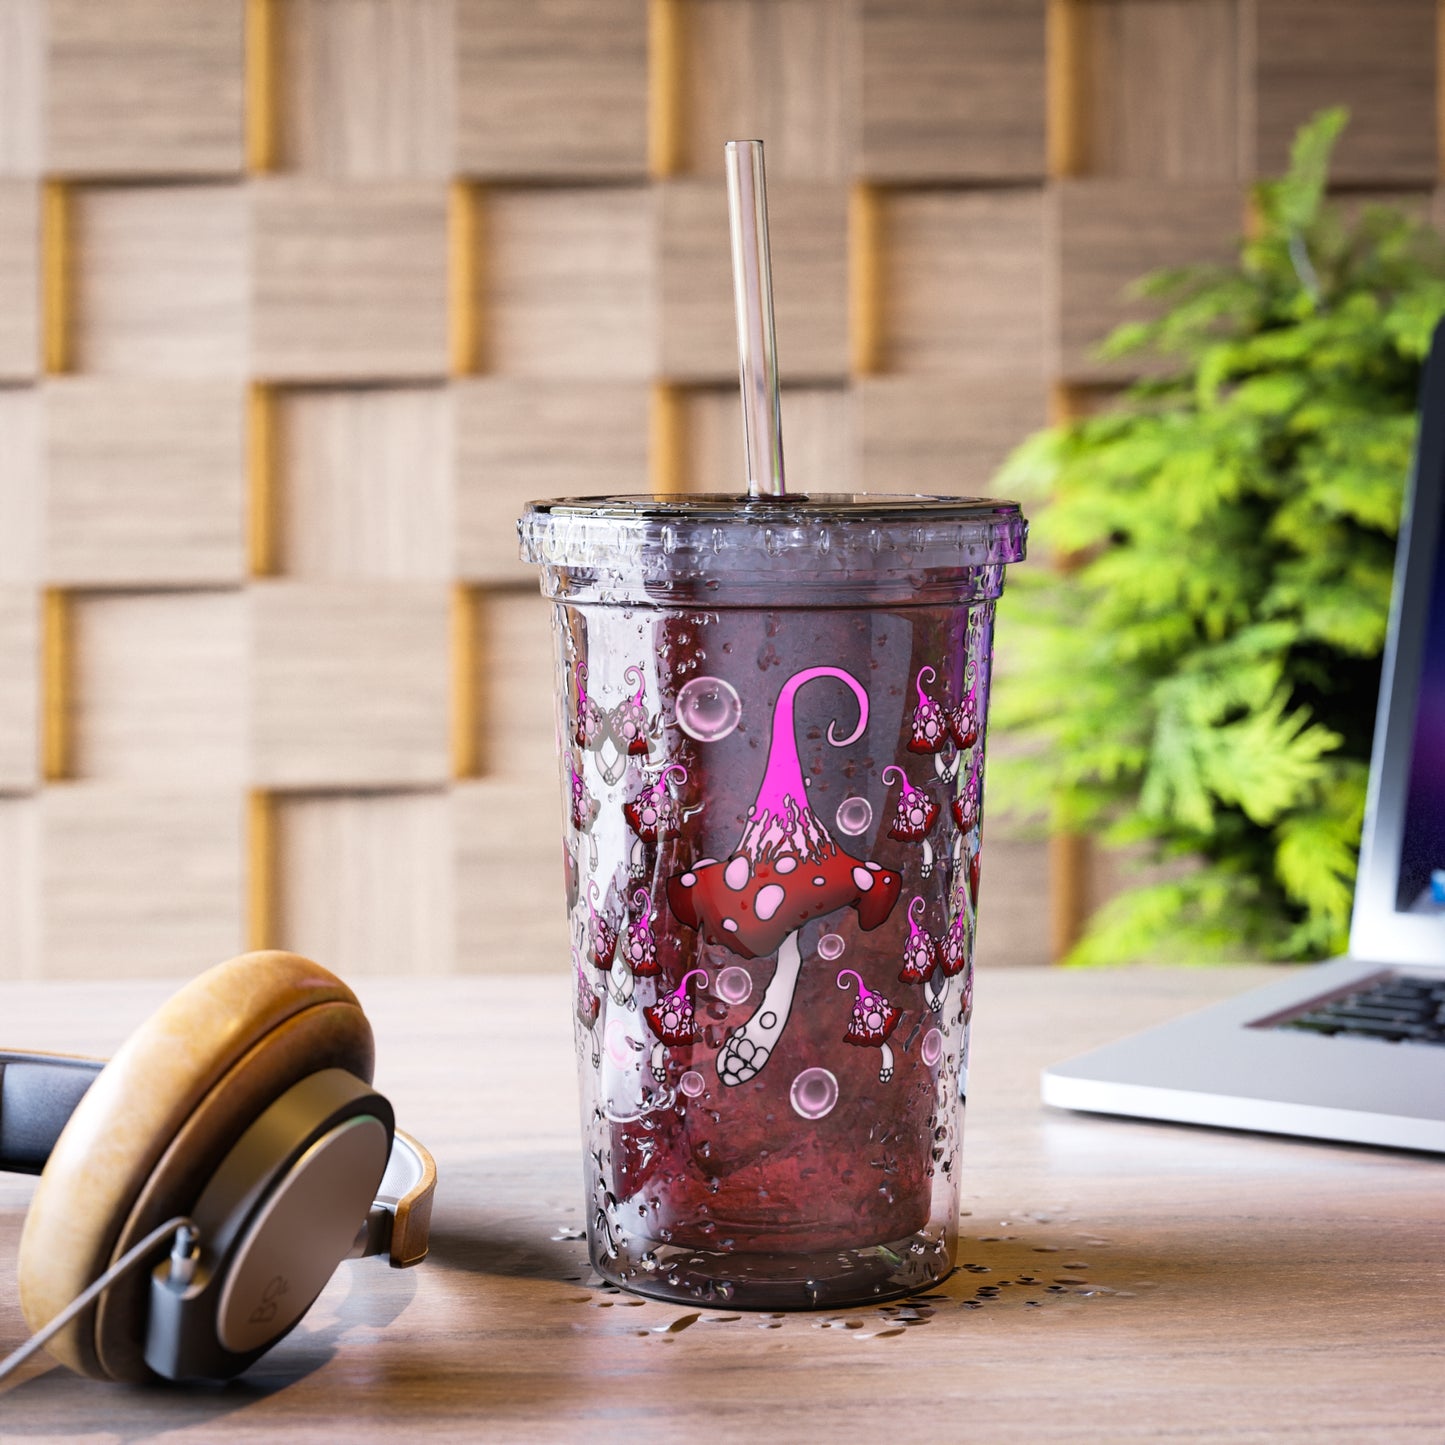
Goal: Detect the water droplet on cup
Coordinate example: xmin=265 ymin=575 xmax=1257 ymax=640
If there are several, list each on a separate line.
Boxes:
xmin=816 ymin=933 xmax=845 ymax=962
xmin=676 ymin=676 xmax=742 ymax=742
xmin=921 ymin=1028 xmax=943 ymax=1066
xmin=790 ymin=1067 xmax=839 ymax=1120
xmin=716 ymin=965 xmax=752 ymax=1004
xmin=679 ymin=1070 xmax=706 ymax=1097
xmin=835 ymin=796 xmax=873 ymax=835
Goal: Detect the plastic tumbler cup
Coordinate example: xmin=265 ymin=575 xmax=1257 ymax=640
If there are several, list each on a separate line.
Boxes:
xmin=519 ymin=492 xmax=1026 ymax=1308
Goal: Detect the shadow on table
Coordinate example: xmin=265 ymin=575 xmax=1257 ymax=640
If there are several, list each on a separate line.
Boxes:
xmin=0 ymin=1258 xmax=418 ymax=1437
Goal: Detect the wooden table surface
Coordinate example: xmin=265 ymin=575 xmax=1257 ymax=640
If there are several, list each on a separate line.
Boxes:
xmin=1 ymin=965 xmax=1442 ymax=1442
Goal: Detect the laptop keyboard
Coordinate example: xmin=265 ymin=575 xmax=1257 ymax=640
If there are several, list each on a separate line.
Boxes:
xmin=1280 ymin=973 xmax=1445 ymax=1045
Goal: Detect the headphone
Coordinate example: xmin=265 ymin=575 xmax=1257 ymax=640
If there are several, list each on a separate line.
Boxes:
xmin=1 ymin=951 xmax=436 ymax=1385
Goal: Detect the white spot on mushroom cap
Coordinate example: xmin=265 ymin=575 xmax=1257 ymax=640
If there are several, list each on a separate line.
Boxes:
xmin=853 ymin=866 xmax=875 ymax=892
xmin=865 ymin=861 xmax=881 ymax=871
xmin=722 ymin=918 xmax=739 ymax=932
xmin=680 ymin=873 xmax=697 ymax=887
xmin=813 ymin=876 xmax=827 ymax=886
xmin=775 ymin=856 xmax=798 ymax=874
xmin=754 ymin=883 xmax=787 ymax=921
xmin=724 ymin=856 xmax=751 ymax=891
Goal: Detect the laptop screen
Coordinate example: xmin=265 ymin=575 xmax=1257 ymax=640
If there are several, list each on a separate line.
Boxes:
xmin=1395 ymin=501 xmax=1445 ymax=915
xmin=1352 ymin=318 xmax=1445 ymax=963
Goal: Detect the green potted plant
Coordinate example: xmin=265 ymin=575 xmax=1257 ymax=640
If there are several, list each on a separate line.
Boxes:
xmin=994 ymin=110 xmax=1445 ymax=963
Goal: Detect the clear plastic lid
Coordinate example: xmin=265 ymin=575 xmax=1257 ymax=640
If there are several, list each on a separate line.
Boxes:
xmin=518 ymin=493 xmax=1027 ymax=608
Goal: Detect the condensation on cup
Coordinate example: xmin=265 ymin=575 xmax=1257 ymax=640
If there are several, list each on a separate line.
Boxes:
xmin=520 ymin=492 xmax=1026 ymax=1309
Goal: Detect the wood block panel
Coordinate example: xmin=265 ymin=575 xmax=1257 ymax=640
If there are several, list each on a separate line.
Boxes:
xmin=1050 ymin=180 xmax=1240 ymax=381
xmin=858 ymin=376 xmax=1049 ymax=496
xmin=70 ymin=184 xmax=249 ymax=378
xmin=39 ymin=785 xmax=245 ymax=977
xmin=473 ymin=589 xmax=558 ymax=781
xmin=0 ymin=386 xmax=40 ymax=583
xmin=70 ymin=591 xmax=247 ymax=784
xmin=1074 ymin=0 xmax=1239 ymax=182
xmin=485 ymin=187 xmax=655 ymax=379
xmin=678 ymin=0 xmax=851 ymax=181
xmin=250 ymin=581 xmax=451 ymax=788
xmin=251 ymin=180 xmax=449 ymax=381
xmin=682 ymin=385 xmax=854 ymax=494
xmin=0 ymin=588 xmax=38 ymax=791
xmin=0 ymin=0 xmax=43 ymax=176
xmin=0 ymin=798 xmax=39 ymax=976
xmin=859 ymin=0 xmax=1047 ymax=181
xmin=455 ymin=0 xmax=647 ymax=179
xmin=973 ymin=836 xmax=1052 ymax=968
xmin=454 ymin=380 xmax=649 ymax=584
xmin=879 ymin=188 xmax=1048 ymax=379
xmin=44 ymin=379 xmax=246 ymax=586
xmin=658 ymin=179 xmax=847 ymax=382
xmin=1250 ymin=0 xmax=1437 ymax=185
xmin=44 ymin=0 xmax=244 ymax=177
xmin=0 ymin=180 xmax=38 ymax=379
xmin=277 ymin=0 xmax=454 ymax=178
xmin=276 ymin=384 xmax=452 ymax=580
xmin=453 ymin=776 xmax=568 ymax=974
xmin=275 ymin=790 xmax=454 ymax=974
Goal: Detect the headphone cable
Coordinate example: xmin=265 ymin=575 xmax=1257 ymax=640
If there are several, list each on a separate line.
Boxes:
xmin=0 ymin=1215 xmax=198 ymax=1386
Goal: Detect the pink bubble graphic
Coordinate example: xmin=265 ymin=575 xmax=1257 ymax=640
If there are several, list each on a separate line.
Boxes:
xmin=921 ymin=1028 xmax=943 ymax=1067
xmin=604 ymin=1018 xmax=637 ymax=1067
xmin=716 ymin=964 xmax=753 ymax=1004
xmin=790 ymin=1067 xmax=839 ymax=1121
xmin=834 ymin=795 xmax=873 ymax=835
xmin=679 ymin=1070 xmax=706 ymax=1097
xmin=675 ymin=676 xmax=742 ymax=743
xmin=816 ymin=933 xmax=846 ymax=961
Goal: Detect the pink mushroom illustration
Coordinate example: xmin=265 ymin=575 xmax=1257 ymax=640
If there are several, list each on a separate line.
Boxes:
xmin=588 ymin=663 xmax=658 ymax=784
xmin=898 ymin=895 xmax=941 ymax=986
xmin=644 ymin=968 xmax=707 ymax=1081
xmin=883 ymin=764 xmax=941 ymax=877
xmin=949 ymin=660 xmax=981 ymax=751
xmin=623 ymin=762 xmax=694 ymax=876
xmin=930 ymin=872 xmax=974 ymax=1012
xmin=949 ymin=751 xmax=983 ymax=875
xmin=620 ymin=886 xmax=659 ymax=977
xmin=837 ymin=968 xmax=902 ymax=1083
xmin=666 ymin=665 xmax=902 ymax=1087
xmin=906 ymin=665 xmax=950 ymax=755
xmin=586 ymin=879 xmax=620 ymax=974
xmin=574 ymin=951 xmax=602 ymax=1066
xmin=573 ymin=662 xmax=605 ymax=750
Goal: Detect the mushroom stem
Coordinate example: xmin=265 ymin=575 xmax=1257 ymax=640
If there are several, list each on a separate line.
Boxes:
xmin=934 ymin=749 xmax=959 ymax=783
xmin=878 ymin=1041 xmax=894 ymax=1083
xmin=926 ymin=974 xmax=950 ymax=1012
xmin=921 ymin=839 xmax=934 ymax=878
xmin=609 ymin=953 xmax=634 ymax=1006
xmin=717 ymin=932 xmax=802 ymax=1087
xmin=650 ymin=1041 xmax=666 ymax=1082
xmin=629 ymin=837 xmax=645 ymax=876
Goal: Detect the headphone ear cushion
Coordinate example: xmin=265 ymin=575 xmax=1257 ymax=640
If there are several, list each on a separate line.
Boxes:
xmin=17 ymin=951 xmax=375 ymax=1383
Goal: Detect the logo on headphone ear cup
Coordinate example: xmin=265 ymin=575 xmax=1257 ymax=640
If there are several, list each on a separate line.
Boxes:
xmin=145 ymin=1070 xmax=393 ymax=1380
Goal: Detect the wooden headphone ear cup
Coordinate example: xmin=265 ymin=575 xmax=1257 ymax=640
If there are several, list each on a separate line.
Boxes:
xmin=17 ymin=951 xmax=375 ymax=1383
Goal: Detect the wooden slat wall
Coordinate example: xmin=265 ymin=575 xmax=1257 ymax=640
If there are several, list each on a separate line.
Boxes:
xmin=0 ymin=0 xmax=1437 ymax=978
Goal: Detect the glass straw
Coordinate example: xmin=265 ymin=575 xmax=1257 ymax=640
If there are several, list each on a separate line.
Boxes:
xmin=725 ymin=140 xmax=786 ymax=497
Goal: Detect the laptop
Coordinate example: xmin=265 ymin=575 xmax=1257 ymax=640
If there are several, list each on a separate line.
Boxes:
xmin=1041 ymin=320 xmax=1445 ymax=1154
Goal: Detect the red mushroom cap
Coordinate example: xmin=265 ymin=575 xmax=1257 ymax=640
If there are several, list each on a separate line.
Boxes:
xmin=883 ymin=766 xmax=939 ymax=843
xmin=906 ymin=665 xmax=951 ymax=755
xmin=643 ymin=969 xmax=707 ymax=1046
xmin=948 ymin=698 xmax=980 ymax=751
xmin=667 ymin=848 xmax=901 ymax=961
xmin=838 ymin=969 xmax=902 ymax=1045
xmin=898 ymin=896 xmax=940 ymax=984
